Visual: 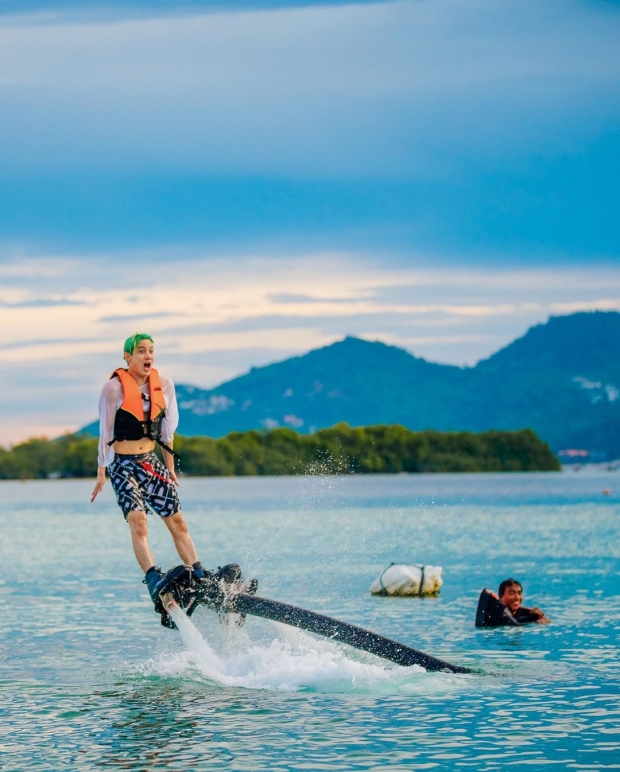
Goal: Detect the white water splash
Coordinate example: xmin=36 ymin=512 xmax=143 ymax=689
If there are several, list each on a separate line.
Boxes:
xmin=137 ymin=605 xmax=469 ymax=694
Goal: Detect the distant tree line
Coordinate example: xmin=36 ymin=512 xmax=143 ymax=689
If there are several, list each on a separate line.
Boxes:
xmin=0 ymin=424 xmax=560 ymax=480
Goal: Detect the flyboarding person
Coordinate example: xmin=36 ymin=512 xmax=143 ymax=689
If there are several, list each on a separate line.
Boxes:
xmin=90 ymin=333 xmax=208 ymax=614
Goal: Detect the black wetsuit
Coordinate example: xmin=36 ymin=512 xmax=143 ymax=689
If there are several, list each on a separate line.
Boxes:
xmin=475 ymin=589 xmax=544 ymax=627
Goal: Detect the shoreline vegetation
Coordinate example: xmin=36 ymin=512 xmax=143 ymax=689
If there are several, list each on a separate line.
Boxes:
xmin=0 ymin=424 xmax=560 ymax=480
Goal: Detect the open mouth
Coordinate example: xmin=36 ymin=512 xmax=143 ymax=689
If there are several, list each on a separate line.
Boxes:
xmin=144 ymin=362 xmax=152 ymax=372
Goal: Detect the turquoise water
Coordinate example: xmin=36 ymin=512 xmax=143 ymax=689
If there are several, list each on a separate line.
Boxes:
xmin=1 ymin=472 xmax=619 ymax=770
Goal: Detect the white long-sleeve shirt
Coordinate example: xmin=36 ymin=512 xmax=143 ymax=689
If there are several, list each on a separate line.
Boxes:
xmin=97 ymin=375 xmax=179 ymax=467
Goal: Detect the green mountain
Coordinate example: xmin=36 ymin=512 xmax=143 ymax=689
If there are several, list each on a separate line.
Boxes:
xmin=468 ymin=312 xmax=620 ymax=457
xmin=83 ymin=311 xmax=620 ymax=459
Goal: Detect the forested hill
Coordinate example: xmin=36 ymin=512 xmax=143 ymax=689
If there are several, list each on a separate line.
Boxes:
xmin=0 ymin=427 xmax=560 ymax=479
xmin=82 ymin=311 xmax=620 ymax=459
xmin=467 ymin=312 xmax=620 ymax=459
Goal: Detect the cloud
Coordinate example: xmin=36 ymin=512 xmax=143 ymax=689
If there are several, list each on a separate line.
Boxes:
xmin=99 ymin=311 xmax=180 ymax=323
xmin=0 ymin=0 xmax=391 ymax=22
xmin=268 ymin=293 xmax=321 ymax=304
xmin=1 ymin=247 xmax=620 ymax=443
xmin=0 ymin=0 xmax=618 ymax=178
xmin=0 ymin=2 xmax=618 ymax=258
xmin=0 ymin=336 xmax=104 ymax=352
xmin=2 ymin=1 xmax=620 ymax=441
xmin=0 ymin=298 xmax=86 ymax=308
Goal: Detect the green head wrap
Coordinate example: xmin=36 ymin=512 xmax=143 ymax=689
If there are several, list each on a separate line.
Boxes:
xmin=123 ymin=333 xmax=154 ymax=357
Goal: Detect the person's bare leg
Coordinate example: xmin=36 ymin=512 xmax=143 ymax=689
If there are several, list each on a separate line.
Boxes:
xmin=127 ymin=510 xmax=156 ymax=572
xmin=163 ymin=511 xmax=198 ymax=566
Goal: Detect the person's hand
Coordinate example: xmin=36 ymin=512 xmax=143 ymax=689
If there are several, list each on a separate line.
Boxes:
xmin=91 ymin=466 xmax=107 ymax=502
xmin=168 ymin=467 xmax=180 ymax=486
xmin=531 ymin=607 xmax=551 ymax=624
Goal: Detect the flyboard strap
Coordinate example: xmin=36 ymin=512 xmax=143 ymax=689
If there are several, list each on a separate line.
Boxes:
xmin=156 ymin=438 xmax=180 ymax=460
xmin=106 ymin=438 xmax=180 ymax=463
xmin=108 ymin=437 xmax=181 ymax=460
xmin=107 ymin=436 xmax=170 ymax=448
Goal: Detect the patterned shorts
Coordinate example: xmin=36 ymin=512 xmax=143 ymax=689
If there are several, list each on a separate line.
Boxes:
xmin=109 ymin=452 xmax=180 ymax=519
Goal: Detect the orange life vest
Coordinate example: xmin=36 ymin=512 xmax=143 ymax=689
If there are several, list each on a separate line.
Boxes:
xmin=110 ymin=368 xmax=166 ymax=444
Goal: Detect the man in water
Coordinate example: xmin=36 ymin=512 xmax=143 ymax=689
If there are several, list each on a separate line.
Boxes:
xmin=498 ymin=578 xmax=550 ymax=624
xmin=91 ymin=333 xmax=208 ymax=613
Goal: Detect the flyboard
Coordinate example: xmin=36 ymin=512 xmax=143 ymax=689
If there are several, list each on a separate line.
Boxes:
xmin=154 ymin=563 xmax=471 ymax=674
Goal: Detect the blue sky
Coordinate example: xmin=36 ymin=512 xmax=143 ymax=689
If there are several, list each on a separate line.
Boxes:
xmin=1 ymin=0 xmax=619 ymax=442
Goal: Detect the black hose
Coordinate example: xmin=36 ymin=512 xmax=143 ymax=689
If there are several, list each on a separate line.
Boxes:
xmin=230 ymin=593 xmax=471 ymax=674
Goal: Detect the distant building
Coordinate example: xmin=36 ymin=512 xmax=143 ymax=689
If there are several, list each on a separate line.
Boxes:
xmin=558 ymin=449 xmax=607 ymax=464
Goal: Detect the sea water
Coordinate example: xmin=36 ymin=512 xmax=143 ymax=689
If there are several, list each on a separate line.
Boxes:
xmin=0 ymin=472 xmax=619 ymax=770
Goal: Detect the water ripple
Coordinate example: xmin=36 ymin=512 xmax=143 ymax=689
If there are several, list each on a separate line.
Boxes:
xmin=1 ymin=474 xmax=619 ymax=770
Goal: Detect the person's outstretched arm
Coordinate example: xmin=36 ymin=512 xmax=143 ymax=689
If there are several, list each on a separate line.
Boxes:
xmin=161 ymin=377 xmax=180 ymax=485
xmin=91 ymin=380 xmax=120 ymax=502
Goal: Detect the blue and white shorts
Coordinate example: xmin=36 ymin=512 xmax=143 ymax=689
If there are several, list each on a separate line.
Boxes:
xmin=109 ymin=452 xmax=180 ymax=519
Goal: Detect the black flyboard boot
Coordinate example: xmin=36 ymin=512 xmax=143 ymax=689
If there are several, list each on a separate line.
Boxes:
xmin=143 ymin=566 xmax=176 ymax=629
xmin=192 ymin=561 xmax=210 ymax=580
xmin=150 ymin=563 xmax=241 ymax=626
xmin=152 ymin=564 xmax=197 ymax=628
xmin=148 ymin=562 xmax=251 ymax=625
xmin=144 ymin=566 xmax=164 ymax=607
xmin=189 ymin=563 xmax=243 ymax=615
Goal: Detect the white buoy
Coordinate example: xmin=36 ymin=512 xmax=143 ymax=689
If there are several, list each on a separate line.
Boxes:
xmin=370 ymin=563 xmax=443 ymax=596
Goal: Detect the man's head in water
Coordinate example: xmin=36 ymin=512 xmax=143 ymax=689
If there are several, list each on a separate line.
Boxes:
xmin=498 ymin=578 xmax=523 ymax=613
xmin=124 ymin=333 xmax=155 ymax=378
